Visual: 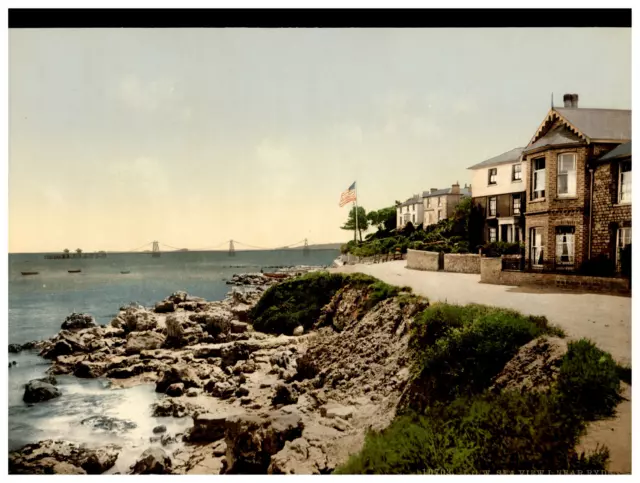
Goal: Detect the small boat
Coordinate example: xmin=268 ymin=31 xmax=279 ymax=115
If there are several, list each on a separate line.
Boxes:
xmin=21 ymin=271 xmax=39 ymax=276
xmin=68 ymin=269 xmax=82 ymax=273
xmin=120 ymin=270 xmax=130 ymax=274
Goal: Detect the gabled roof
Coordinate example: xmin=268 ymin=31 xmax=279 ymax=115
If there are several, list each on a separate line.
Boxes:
xmin=399 ymin=194 xmax=421 ymax=207
xmin=524 ymin=126 xmax=582 ymax=153
xmin=598 ymin=141 xmax=632 ymax=161
xmin=468 ymin=147 xmax=525 ymax=170
xmin=528 ymin=107 xmax=631 ymax=149
xmin=422 ymin=187 xmax=472 ymax=198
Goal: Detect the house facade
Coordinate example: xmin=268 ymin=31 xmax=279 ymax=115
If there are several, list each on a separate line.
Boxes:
xmin=468 ymin=147 xmax=527 ymax=244
xmin=396 ymin=194 xmax=424 ymax=229
xmin=423 ymin=183 xmax=471 ymax=228
xmin=522 ymin=94 xmax=631 ymax=273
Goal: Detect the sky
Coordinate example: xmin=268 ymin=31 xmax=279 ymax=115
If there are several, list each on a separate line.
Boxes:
xmin=8 ymin=28 xmax=631 ymax=253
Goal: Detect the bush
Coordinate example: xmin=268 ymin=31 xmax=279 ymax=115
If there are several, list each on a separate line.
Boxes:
xmin=482 ymin=241 xmax=523 ymax=257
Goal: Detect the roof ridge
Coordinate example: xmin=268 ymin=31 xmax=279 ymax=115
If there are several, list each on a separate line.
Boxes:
xmin=555 ymin=107 xmax=631 ymax=112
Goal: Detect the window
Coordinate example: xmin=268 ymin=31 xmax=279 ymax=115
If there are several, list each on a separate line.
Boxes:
xmin=488 ymin=197 xmax=497 ymax=217
xmin=427 ymin=198 xmax=431 ymax=208
xmin=530 ymin=228 xmax=544 ymax=266
xmin=488 ymin=168 xmax=497 ymax=185
xmin=557 ymin=153 xmax=577 ymax=197
xmin=555 ymin=226 xmax=575 ymax=265
xmin=532 ymin=158 xmax=546 ymax=199
xmin=501 ymin=224 xmax=514 ymax=243
xmin=489 ymin=227 xmax=497 ymax=242
xmin=438 ymin=210 xmax=443 ymax=221
xmin=438 ymin=197 xmax=442 ymax=207
xmin=619 ymin=161 xmax=631 ymax=204
xmin=617 ymin=227 xmax=631 ymax=265
xmin=513 ymin=195 xmax=521 ymax=215
xmin=412 ymin=214 xmax=415 ymax=223
xmin=512 ymin=164 xmax=522 ymax=181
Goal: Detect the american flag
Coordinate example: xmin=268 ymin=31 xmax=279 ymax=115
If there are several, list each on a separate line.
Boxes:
xmin=339 ymin=182 xmax=357 ymax=207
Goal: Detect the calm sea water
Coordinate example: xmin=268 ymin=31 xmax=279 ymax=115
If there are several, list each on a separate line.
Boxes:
xmin=8 ymin=249 xmax=338 ymax=470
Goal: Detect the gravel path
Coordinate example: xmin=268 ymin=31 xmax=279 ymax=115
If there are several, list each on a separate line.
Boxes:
xmin=331 ymin=261 xmax=631 ymax=366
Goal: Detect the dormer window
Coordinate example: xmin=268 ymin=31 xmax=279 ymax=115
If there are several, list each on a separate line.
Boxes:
xmin=488 ymin=168 xmax=497 ymax=185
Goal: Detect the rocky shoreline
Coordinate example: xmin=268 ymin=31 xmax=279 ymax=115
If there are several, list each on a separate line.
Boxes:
xmin=9 ymin=264 xmax=411 ymax=475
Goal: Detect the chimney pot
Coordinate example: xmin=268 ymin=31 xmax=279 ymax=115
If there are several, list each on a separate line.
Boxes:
xmin=572 ymin=93 xmax=579 ymax=108
xmin=563 ymin=94 xmax=572 ymax=108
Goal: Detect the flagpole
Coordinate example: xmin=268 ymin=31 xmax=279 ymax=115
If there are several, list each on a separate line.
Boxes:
xmin=354 ymin=182 xmax=359 ymax=243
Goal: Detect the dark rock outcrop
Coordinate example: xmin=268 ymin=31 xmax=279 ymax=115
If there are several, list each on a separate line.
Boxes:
xmin=131 ymin=448 xmax=172 ymax=474
xmin=61 ymin=313 xmax=97 ymax=331
xmin=23 ymin=380 xmax=61 ymax=403
xmin=155 ymin=364 xmax=200 ymax=394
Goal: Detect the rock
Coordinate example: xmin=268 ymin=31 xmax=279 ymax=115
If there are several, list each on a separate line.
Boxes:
xmin=153 ymin=425 xmax=167 ymax=434
xmin=81 ymin=415 xmax=137 ymax=433
xmin=230 ymin=321 xmax=249 ymax=334
xmin=151 ymin=399 xmax=194 ymax=418
xmin=272 ymin=383 xmax=298 ymax=406
xmin=40 ymin=340 xmax=74 ymax=360
xmin=212 ymin=440 xmax=227 ymax=457
xmin=23 ymin=380 xmax=61 ymax=403
xmin=61 ymin=313 xmax=97 ymax=331
xmin=235 ymin=385 xmax=250 ymax=397
xmin=224 ymin=411 xmax=304 ymax=473
xmin=268 ymin=437 xmax=329 ymax=474
xmin=9 ymin=440 xmax=119 ymax=475
xmin=154 ymin=301 xmax=175 ymax=314
xmin=230 ymin=304 xmax=251 ymax=322
xmin=125 ymin=331 xmax=165 ymax=355
xmin=320 ymin=403 xmax=355 ymax=420
xmin=74 ymin=360 xmax=107 ymax=378
xmin=36 ymin=375 xmax=58 ymax=385
xmin=240 ymin=397 xmax=253 ymax=405
xmin=164 ymin=315 xmax=185 ymax=347
xmin=123 ymin=308 xmax=158 ymax=332
xmin=155 ymin=364 xmax=200 ymax=393
xmin=330 ymin=417 xmax=353 ymax=432
xmin=188 ymin=410 xmax=243 ymax=442
xmin=160 ymin=434 xmax=176 ymax=447
xmin=131 ymin=448 xmax=172 ymax=474
xmin=293 ymin=326 xmax=304 ymax=336
xmin=167 ymin=291 xmax=189 ymax=304
xmin=186 ymin=387 xmax=199 ymax=397
xmin=166 ymin=383 xmax=184 ymax=397
xmin=204 ymin=308 xmax=234 ymax=338
xmin=207 ymin=381 xmax=235 ymax=399
xmin=9 ymin=343 xmax=22 ymax=353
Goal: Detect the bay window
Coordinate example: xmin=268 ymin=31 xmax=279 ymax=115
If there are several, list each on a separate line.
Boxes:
xmin=532 ymin=158 xmax=546 ymax=200
xmin=557 ymin=153 xmax=577 ymax=197
xmin=555 ymin=226 xmax=575 ymax=266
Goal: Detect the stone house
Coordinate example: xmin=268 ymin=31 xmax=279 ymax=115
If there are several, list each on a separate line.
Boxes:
xmin=468 ymin=147 xmax=527 ymax=244
xmin=396 ymin=194 xmax=423 ymax=229
xmin=522 ymin=94 xmax=631 ymax=272
xmin=422 ymin=183 xmax=471 ymax=228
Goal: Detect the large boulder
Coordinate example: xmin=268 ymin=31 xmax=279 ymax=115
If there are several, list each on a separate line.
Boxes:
xmin=155 ymin=364 xmax=200 ymax=394
xmin=154 ymin=301 xmax=175 ymax=314
xmin=167 ymin=291 xmax=189 ymax=304
xmin=268 ymin=438 xmax=330 ymax=475
xmin=23 ymin=380 xmax=62 ymax=403
xmin=40 ymin=340 xmax=74 ymax=360
xmin=187 ymin=410 xmax=244 ymax=442
xmin=123 ymin=308 xmax=158 ymax=332
xmin=9 ymin=440 xmax=119 ymax=475
xmin=73 ymin=360 xmax=108 ymax=379
xmin=151 ymin=398 xmax=195 ymax=418
xmin=125 ymin=331 xmax=165 ymax=355
xmin=204 ymin=307 xmax=234 ymax=338
xmin=272 ymin=383 xmax=299 ymax=406
xmin=131 ymin=448 xmax=172 ymax=474
xmin=164 ymin=315 xmax=185 ymax=347
xmin=224 ymin=411 xmax=304 ymax=473
xmin=61 ymin=313 xmax=97 ymax=331
xmin=9 ymin=343 xmax=22 ymax=353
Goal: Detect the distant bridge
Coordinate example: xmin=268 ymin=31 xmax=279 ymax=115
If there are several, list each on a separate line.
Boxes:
xmin=126 ymin=239 xmax=314 ymax=257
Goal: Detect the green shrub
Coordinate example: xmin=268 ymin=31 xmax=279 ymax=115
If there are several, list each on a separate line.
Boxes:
xmin=556 ymin=339 xmax=622 ymax=419
xmin=482 ymin=241 xmax=523 ymax=257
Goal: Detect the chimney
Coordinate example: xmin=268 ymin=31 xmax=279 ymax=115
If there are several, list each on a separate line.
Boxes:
xmin=451 ymin=182 xmax=460 ymax=195
xmin=563 ymin=93 xmax=579 ymax=108
xmin=430 ymin=188 xmax=438 ymax=194
xmin=572 ymin=93 xmax=579 ymax=108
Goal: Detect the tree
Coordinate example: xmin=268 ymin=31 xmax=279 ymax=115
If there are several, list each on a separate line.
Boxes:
xmin=63 ymin=248 xmax=70 ymax=254
xmin=368 ymin=206 xmax=397 ymax=231
xmin=341 ymin=206 xmax=369 ymax=242
xmin=76 ymin=248 xmax=82 ymax=255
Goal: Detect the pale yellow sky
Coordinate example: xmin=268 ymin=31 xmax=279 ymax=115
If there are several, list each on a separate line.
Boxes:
xmin=9 ymin=28 xmax=631 ymax=253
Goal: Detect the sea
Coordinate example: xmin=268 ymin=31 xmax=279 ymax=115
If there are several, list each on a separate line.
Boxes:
xmin=7 ymin=249 xmax=339 ymax=472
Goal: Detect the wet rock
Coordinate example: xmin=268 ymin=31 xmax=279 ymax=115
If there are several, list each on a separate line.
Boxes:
xmin=9 ymin=440 xmax=120 ymax=475
xmin=187 ymin=410 xmax=243 ymax=442
xmin=230 ymin=321 xmax=249 ymax=334
xmin=125 ymin=331 xmax=165 ymax=355
xmin=131 ymin=448 xmax=172 ymax=474
xmin=224 ymin=411 xmax=304 ymax=474
xmin=61 ymin=313 xmax=97 ymax=331
xmin=153 ymin=425 xmax=167 ymax=434
xmin=9 ymin=343 xmax=22 ymax=353
xmin=293 ymin=326 xmax=304 ymax=336
xmin=166 ymin=383 xmax=184 ymax=397
xmin=73 ymin=360 xmax=107 ymax=378
xmin=151 ymin=398 xmax=195 ymax=418
xmin=155 ymin=364 xmax=200 ymax=394
xmin=36 ymin=375 xmax=58 ymax=385
xmin=23 ymin=380 xmax=61 ymax=403
xmin=154 ymin=301 xmax=175 ymax=314
xmin=272 ymin=383 xmax=299 ymax=406
xmin=81 ymin=415 xmax=137 ymax=433
xmin=40 ymin=340 xmax=74 ymax=360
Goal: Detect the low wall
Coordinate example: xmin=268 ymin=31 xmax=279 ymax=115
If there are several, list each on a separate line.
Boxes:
xmin=344 ymin=253 xmax=405 ymax=265
xmin=406 ymin=249 xmax=441 ymax=271
xmin=480 ymin=257 xmax=630 ymax=294
xmin=443 ymin=253 xmax=481 ymax=274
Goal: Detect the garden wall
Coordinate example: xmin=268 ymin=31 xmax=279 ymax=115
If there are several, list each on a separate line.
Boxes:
xmin=406 ymin=249 xmax=442 ymax=271
xmin=480 ymin=257 xmax=630 ymax=295
xmin=443 ymin=254 xmax=481 ymax=274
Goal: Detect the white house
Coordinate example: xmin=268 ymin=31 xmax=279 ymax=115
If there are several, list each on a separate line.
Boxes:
xmin=396 ymin=194 xmax=424 ymax=229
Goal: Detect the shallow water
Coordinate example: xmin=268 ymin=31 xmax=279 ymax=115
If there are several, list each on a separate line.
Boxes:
xmin=8 ymin=249 xmax=338 ymax=472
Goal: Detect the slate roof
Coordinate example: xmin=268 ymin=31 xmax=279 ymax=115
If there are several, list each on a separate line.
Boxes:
xmin=555 ymin=108 xmax=631 ymax=142
xmin=399 ymin=194 xmax=422 ymax=207
xmin=468 ymin=147 xmax=525 ymax=170
xmin=524 ymin=126 xmax=583 ymax=153
xmin=422 ymin=187 xmax=472 ymax=198
xmin=598 ymin=141 xmax=632 ymax=161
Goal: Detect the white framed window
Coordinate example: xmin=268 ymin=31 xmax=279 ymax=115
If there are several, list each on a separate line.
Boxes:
xmin=501 ymin=224 xmax=514 ymax=243
xmin=617 ymin=227 xmax=631 ymax=265
xmin=530 ymin=227 xmax=544 ymax=266
xmin=438 ymin=197 xmax=442 ymax=207
xmin=557 ymin=153 xmax=577 ymax=197
xmin=488 ymin=168 xmax=497 ymax=185
xmin=427 ymin=198 xmax=431 ymax=208
xmin=512 ymin=164 xmax=522 ymax=181
xmin=555 ymin=226 xmax=575 ymax=265
xmin=489 ymin=227 xmax=497 ymax=242
xmin=619 ymin=161 xmax=631 ymax=204
xmin=489 ymin=197 xmax=497 ymax=217
xmin=513 ymin=195 xmax=521 ymax=215
xmin=532 ymin=158 xmax=546 ymax=199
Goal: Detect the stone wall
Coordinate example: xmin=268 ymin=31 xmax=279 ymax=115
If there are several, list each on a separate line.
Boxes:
xmin=443 ymin=254 xmax=481 ymax=274
xmin=406 ymin=250 xmax=441 ymax=271
xmin=480 ymin=257 xmax=629 ymax=294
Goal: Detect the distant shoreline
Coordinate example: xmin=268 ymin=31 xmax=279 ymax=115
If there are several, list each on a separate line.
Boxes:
xmin=9 ymin=246 xmax=342 ymax=256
